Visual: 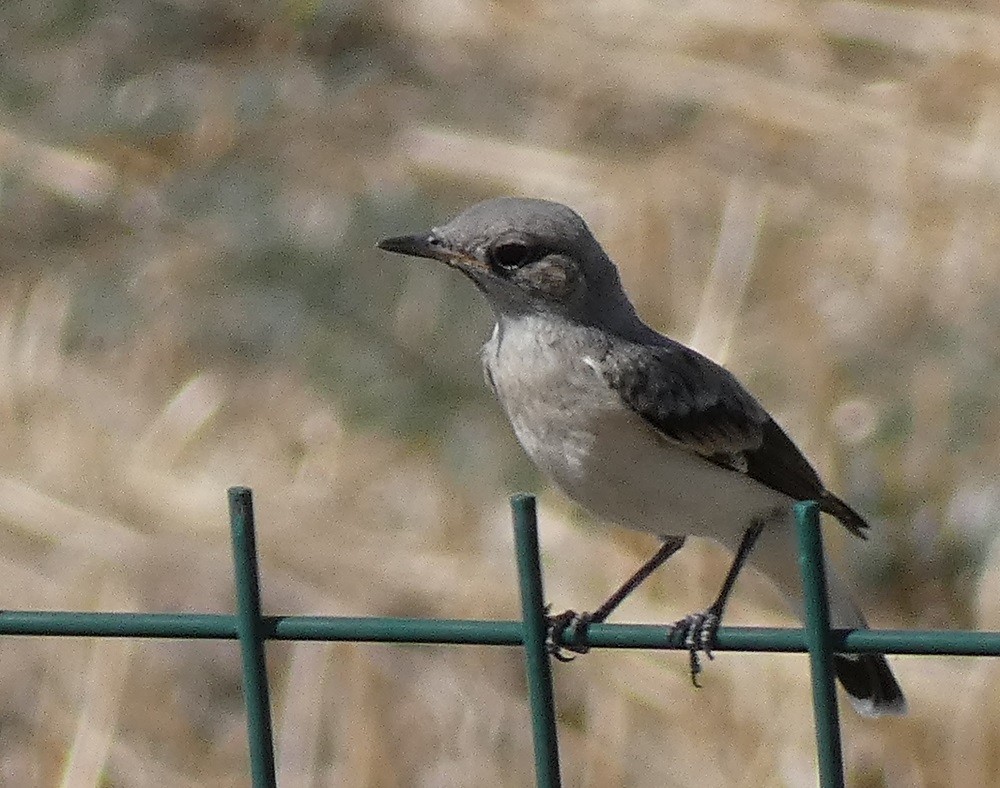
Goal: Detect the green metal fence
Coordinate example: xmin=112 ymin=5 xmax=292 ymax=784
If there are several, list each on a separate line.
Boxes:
xmin=2 ymin=486 xmax=999 ymax=787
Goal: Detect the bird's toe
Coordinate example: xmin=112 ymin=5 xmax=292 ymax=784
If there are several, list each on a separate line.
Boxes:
xmin=545 ymin=608 xmax=593 ymax=660
xmin=672 ymin=610 xmax=721 ymax=687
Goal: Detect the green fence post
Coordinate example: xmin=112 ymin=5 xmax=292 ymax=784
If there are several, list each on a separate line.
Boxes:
xmin=511 ymin=494 xmax=563 ymax=788
xmin=794 ymin=500 xmax=846 ymax=788
xmin=228 ymin=487 xmax=278 ymax=788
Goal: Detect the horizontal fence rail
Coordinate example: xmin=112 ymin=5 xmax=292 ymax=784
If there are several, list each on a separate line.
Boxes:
xmin=2 ymin=613 xmax=999 ymax=655
xmin=1 ymin=486 xmax=997 ymax=788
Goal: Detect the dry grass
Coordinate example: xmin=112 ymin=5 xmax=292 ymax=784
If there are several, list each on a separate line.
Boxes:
xmin=4 ymin=0 xmax=1000 ymax=785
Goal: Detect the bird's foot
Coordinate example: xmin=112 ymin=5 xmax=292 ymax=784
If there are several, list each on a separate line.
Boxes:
xmin=545 ymin=607 xmax=594 ymax=662
xmin=671 ymin=610 xmax=721 ymax=688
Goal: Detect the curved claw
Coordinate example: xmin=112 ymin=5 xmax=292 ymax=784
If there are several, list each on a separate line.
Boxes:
xmin=545 ymin=608 xmax=594 ymax=661
xmin=672 ymin=611 xmax=721 ymax=688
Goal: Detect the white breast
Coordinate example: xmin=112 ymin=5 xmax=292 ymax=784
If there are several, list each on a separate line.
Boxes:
xmin=484 ymin=317 xmax=616 ymax=483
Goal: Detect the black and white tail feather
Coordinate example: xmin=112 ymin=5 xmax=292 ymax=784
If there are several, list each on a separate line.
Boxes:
xmin=817 ymin=494 xmax=907 ymax=717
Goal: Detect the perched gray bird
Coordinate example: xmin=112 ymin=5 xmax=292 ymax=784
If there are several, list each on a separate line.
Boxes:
xmin=378 ymin=197 xmax=906 ymax=717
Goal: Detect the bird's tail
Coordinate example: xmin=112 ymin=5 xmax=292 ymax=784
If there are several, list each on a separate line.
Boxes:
xmin=834 ymin=652 xmax=907 ymax=717
xmin=732 ymin=519 xmax=907 ymax=716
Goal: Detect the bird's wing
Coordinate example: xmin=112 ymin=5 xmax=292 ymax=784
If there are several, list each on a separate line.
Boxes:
xmin=599 ymin=338 xmax=868 ymax=537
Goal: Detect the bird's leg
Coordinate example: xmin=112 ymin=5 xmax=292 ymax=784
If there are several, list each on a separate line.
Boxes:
xmin=547 ymin=536 xmax=686 ymax=661
xmin=674 ymin=520 xmax=765 ymax=687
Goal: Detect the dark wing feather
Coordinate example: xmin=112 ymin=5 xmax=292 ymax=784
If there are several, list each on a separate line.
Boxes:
xmin=600 ymin=338 xmax=868 ymax=538
xmin=601 ymin=339 xmax=766 ymax=459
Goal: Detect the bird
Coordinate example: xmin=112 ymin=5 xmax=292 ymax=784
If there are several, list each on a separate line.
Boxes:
xmin=377 ymin=196 xmax=906 ymax=717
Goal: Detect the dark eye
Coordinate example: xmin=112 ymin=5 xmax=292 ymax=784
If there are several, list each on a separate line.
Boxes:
xmin=489 ymin=240 xmax=539 ymax=272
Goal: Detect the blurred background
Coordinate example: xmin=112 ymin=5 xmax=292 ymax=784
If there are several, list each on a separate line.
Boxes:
xmin=3 ymin=0 xmax=1000 ymax=785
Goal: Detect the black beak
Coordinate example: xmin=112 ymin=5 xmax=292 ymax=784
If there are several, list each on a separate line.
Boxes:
xmin=377 ymin=232 xmax=455 ymax=263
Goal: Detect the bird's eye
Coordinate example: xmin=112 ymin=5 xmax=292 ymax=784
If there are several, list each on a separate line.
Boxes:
xmin=489 ymin=240 xmax=538 ymax=272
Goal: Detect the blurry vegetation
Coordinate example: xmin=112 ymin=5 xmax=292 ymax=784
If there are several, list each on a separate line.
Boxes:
xmin=3 ymin=0 xmax=1000 ymax=785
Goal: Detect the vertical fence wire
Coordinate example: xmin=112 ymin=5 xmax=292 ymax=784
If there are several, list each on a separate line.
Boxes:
xmin=228 ymin=486 xmax=278 ymax=788
xmin=511 ymin=494 xmax=563 ymax=788
xmin=794 ymin=500 xmax=846 ymax=788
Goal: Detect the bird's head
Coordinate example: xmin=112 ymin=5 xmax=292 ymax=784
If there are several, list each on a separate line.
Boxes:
xmin=378 ymin=197 xmax=641 ymax=331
